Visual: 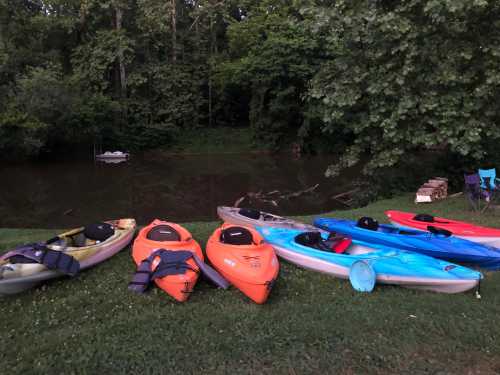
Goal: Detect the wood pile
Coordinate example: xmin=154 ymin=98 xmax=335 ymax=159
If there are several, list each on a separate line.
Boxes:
xmin=415 ymin=177 xmax=448 ymax=203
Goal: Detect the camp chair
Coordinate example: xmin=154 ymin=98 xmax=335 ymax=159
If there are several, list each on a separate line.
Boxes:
xmin=478 ymin=168 xmax=500 ymax=204
xmin=478 ymin=168 xmax=500 ymax=190
xmin=464 ymin=173 xmax=491 ymax=212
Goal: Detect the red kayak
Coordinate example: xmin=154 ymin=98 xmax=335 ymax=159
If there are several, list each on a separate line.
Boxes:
xmin=386 ymin=210 xmax=500 ymax=248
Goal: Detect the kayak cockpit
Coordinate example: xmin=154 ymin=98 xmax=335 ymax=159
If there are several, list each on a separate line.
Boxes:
xmin=294 ymin=231 xmax=352 ymax=254
xmin=238 ymin=207 xmax=287 ymax=223
xmin=50 ymin=222 xmax=117 ymax=250
xmin=356 ymin=217 xmax=422 ymax=236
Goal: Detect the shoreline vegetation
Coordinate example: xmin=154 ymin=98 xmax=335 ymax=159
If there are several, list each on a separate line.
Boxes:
xmin=1 ymin=194 xmax=500 ymax=373
xmin=167 ymin=127 xmax=273 ymax=154
xmin=3 ymin=2 xmax=499 ymax=173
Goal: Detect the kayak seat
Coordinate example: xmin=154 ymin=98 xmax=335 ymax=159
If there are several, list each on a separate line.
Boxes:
xmin=58 ymin=232 xmax=93 ymax=248
xmin=413 ymin=214 xmax=434 ymax=223
xmin=413 ymin=213 xmax=450 ymax=225
xmin=296 ymin=232 xmax=328 ymax=251
xmin=295 ymin=232 xmax=351 ymax=253
xmin=53 ymin=233 xmax=93 ymax=248
xmin=84 ymin=223 xmax=114 ymax=242
xmin=68 ymin=233 xmax=86 ymax=247
xmin=357 ymin=217 xmax=379 ymax=231
xmin=327 ymin=233 xmax=352 ymax=254
xmin=146 ymin=225 xmax=181 ymax=242
xmin=427 ymin=226 xmax=452 ymax=237
xmin=220 ymin=226 xmax=254 ymax=245
xmin=238 ymin=208 xmax=261 ymax=220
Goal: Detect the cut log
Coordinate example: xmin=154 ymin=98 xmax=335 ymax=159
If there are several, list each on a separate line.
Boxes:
xmin=415 ymin=176 xmax=449 ymax=203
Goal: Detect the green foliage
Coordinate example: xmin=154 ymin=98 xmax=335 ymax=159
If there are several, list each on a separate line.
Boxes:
xmin=14 ymin=64 xmax=71 ymax=125
xmin=66 ymin=93 xmax=123 ymax=140
xmin=0 ymin=63 xmax=71 ymax=156
xmin=8 ymin=62 xmax=123 ymax=151
xmin=169 ymin=126 xmax=267 ymax=153
xmin=306 ymin=0 xmax=500 ymax=174
xmin=219 ymin=2 xmax=323 ymax=147
xmin=1 ymin=0 xmax=500 ymax=172
xmin=72 ymin=30 xmax=134 ymax=93
xmin=124 ymin=64 xmax=206 ymax=149
xmin=0 ymin=110 xmax=49 ymax=158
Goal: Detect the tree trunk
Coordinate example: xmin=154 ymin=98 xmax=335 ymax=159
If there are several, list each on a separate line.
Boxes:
xmin=194 ymin=14 xmax=200 ymax=127
xmin=77 ymin=2 xmax=87 ymax=43
xmin=171 ymin=0 xmax=177 ymax=63
xmin=115 ymin=6 xmax=127 ymax=98
xmin=208 ymin=13 xmax=213 ymax=126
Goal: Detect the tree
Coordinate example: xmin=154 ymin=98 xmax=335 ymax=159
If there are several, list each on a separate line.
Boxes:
xmin=218 ymin=0 xmax=323 ymax=146
xmin=306 ymin=0 xmax=500 ymax=175
xmin=114 ymin=1 xmax=128 ymax=98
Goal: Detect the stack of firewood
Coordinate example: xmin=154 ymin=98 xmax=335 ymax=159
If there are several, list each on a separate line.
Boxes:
xmin=415 ymin=177 xmax=448 ymax=203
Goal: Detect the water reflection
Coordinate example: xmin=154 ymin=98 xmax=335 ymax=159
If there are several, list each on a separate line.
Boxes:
xmin=0 ymin=153 xmax=359 ymax=228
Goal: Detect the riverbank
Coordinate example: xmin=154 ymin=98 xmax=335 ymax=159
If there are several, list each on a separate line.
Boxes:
xmin=169 ymin=126 xmax=273 ymax=154
xmin=1 ymin=194 xmax=500 ymax=373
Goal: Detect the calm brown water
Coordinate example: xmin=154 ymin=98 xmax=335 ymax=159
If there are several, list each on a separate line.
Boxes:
xmin=0 ymin=152 xmax=360 ymax=228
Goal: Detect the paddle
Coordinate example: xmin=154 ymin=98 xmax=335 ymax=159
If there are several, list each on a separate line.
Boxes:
xmin=349 ymin=260 xmax=376 ymax=293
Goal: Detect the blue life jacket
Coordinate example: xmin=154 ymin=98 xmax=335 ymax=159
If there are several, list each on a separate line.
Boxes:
xmin=0 ymin=243 xmax=80 ymax=276
xmin=129 ymin=249 xmax=230 ymax=293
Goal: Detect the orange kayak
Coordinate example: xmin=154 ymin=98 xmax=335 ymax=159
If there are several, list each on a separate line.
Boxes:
xmin=206 ymin=224 xmax=279 ymax=304
xmin=131 ymin=219 xmax=203 ymax=302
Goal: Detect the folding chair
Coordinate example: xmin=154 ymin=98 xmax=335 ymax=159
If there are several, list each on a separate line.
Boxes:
xmin=478 ymin=168 xmax=500 ymax=204
xmin=464 ymin=173 xmax=491 ymax=212
xmin=478 ymin=168 xmax=500 ymax=190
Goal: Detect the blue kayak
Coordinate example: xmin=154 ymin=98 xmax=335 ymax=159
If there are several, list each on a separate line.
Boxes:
xmin=314 ymin=217 xmax=500 ymax=270
xmin=256 ymin=226 xmax=482 ymax=293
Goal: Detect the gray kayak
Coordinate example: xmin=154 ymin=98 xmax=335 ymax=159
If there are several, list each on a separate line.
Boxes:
xmin=217 ymin=206 xmax=318 ymax=231
xmin=0 ymin=218 xmax=136 ymax=296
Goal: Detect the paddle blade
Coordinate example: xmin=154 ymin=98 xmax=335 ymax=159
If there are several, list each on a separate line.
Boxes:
xmin=193 ymin=254 xmax=231 ymax=289
xmin=349 ymin=260 xmax=376 ymax=293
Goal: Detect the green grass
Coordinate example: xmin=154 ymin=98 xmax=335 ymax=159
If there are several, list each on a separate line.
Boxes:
xmin=169 ymin=127 xmax=271 ymax=154
xmin=2 ymin=194 xmax=500 ymax=374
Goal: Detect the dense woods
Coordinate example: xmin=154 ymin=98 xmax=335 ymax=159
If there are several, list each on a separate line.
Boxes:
xmin=1 ymin=0 xmax=500 ymax=172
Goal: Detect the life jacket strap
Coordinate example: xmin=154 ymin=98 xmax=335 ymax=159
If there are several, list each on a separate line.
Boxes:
xmin=128 ymin=249 xmax=195 ymax=293
xmin=1 ymin=244 xmax=80 ymax=276
xmin=129 ymin=249 xmax=231 ymax=293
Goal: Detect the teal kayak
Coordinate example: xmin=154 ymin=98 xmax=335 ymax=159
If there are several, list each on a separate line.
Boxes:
xmin=256 ymin=226 xmax=482 ymax=294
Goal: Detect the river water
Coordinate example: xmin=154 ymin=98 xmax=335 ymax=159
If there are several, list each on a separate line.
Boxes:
xmin=0 ymin=152 xmax=363 ymax=228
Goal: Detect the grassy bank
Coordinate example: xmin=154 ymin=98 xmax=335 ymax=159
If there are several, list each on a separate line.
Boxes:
xmin=1 ymin=194 xmax=500 ymax=374
xmin=169 ymin=127 xmax=272 ymax=154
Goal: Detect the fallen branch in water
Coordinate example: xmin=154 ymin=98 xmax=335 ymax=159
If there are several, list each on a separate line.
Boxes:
xmin=331 ymin=188 xmax=359 ymax=200
xmin=282 ymin=184 xmax=319 ymax=199
xmin=234 ymin=184 xmax=320 ymax=208
xmin=331 ymin=188 xmax=360 ymax=207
